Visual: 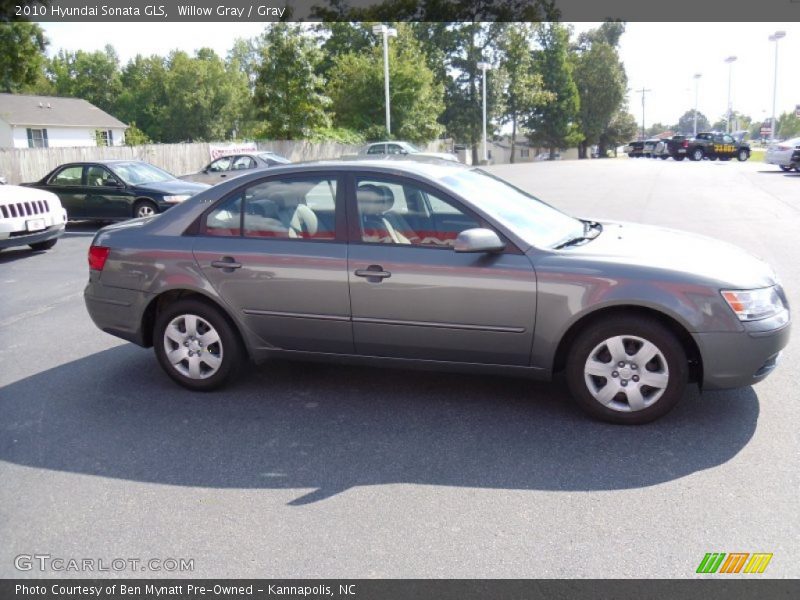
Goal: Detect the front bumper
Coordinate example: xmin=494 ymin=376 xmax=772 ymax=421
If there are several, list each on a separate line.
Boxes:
xmin=0 ymin=223 xmax=65 ymax=249
xmin=693 ymin=310 xmax=791 ymax=390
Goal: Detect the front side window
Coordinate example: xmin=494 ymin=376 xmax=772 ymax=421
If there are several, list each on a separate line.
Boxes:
xmin=207 ymin=157 xmax=232 ymax=172
xmin=202 ymin=176 xmax=338 ymax=241
xmin=355 ymin=177 xmax=480 ymax=247
xmin=50 ymin=165 xmax=83 ymax=186
xmin=86 ymin=166 xmax=118 ymax=187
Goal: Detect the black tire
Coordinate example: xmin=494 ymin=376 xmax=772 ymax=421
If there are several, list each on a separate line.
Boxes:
xmin=673 ymin=155 xmax=685 ymax=161
xmin=133 ymin=199 xmax=158 ymax=219
xmin=660 ymin=155 xmax=669 ymax=160
xmin=29 ymin=239 xmax=57 ymax=251
xmin=737 ymin=149 xmax=749 ymax=162
xmin=779 ymin=165 xmax=792 ymax=172
xmin=565 ymin=316 xmax=688 ymax=425
xmin=154 ymin=298 xmax=245 ymax=391
xmin=689 ymin=148 xmax=704 ymax=161
xmin=709 ymin=156 xmax=718 ymax=161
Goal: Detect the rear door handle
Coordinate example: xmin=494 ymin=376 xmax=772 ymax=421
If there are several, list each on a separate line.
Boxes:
xmin=211 ymin=257 xmax=242 ymax=270
xmin=354 ymin=265 xmax=391 ymax=282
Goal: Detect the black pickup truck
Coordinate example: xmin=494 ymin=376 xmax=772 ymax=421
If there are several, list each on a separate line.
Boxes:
xmin=664 ymin=132 xmax=750 ymax=162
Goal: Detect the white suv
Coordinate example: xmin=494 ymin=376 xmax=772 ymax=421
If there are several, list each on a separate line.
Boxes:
xmin=0 ymin=184 xmax=67 ymax=251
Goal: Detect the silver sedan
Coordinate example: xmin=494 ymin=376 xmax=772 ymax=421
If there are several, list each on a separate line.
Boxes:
xmin=84 ymin=161 xmax=790 ymax=424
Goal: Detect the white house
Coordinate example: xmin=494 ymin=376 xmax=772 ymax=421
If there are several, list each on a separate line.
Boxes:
xmin=0 ymin=94 xmax=128 ymax=149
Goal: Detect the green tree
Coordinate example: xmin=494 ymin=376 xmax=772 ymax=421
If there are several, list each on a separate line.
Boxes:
xmin=527 ymin=23 xmax=582 ymax=157
xmin=123 ymin=122 xmax=150 ymax=146
xmin=253 ymin=23 xmax=331 ymax=139
xmin=776 ymin=111 xmax=800 ymax=139
xmin=572 ymin=23 xmax=627 ymax=158
xmin=314 ymin=22 xmax=376 ymax=78
xmin=0 ymin=21 xmax=48 ymax=93
xmin=115 ymin=54 xmax=169 ymax=141
xmin=327 ymin=24 xmax=444 ymax=143
xmin=496 ymin=24 xmax=553 ymax=162
xmin=45 ymin=45 xmax=122 ymax=113
xmin=674 ymin=110 xmax=710 ymax=135
xmin=601 ymin=109 xmax=638 ymax=156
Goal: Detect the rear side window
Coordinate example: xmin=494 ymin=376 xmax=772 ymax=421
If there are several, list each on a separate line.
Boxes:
xmin=201 ymin=176 xmax=338 ymax=240
xmin=50 ymin=166 xmax=83 ymax=186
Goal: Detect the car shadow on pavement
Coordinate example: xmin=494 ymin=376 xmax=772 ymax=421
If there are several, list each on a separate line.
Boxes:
xmin=0 ymin=344 xmax=759 ymax=505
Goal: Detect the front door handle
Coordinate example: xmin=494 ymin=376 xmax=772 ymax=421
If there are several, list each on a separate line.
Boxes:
xmin=211 ymin=257 xmax=242 ymax=270
xmin=354 ymin=265 xmax=391 ymax=283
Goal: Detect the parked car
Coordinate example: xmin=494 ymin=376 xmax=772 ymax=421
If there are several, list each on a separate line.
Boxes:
xmin=765 ymin=137 xmax=800 ymax=172
xmin=624 ymin=141 xmax=645 ymax=158
xmin=180 ymin=151 xmax=292 ymax=185
xmin=0 ymin=184 xmax=67 ymax=251
xmin=84 ymin=161 xmax=790 ymax=425
xmin=359 ymin=141 xmax=459 ymax=162
xmin=642 ymin=138 xmax=660 ymax=158
xmin=23 ymin=161 xmax=209 ymax=221
xmin=670 ymin=132 xmax=750 ymax=162
xmin=534 ymin=152 xmax=561 ymax=161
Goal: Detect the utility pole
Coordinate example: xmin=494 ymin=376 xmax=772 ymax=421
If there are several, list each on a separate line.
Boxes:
xmin=768 ymin=31 xmax=786 ymax=144
xmin=724 ymin=56 xmax=737 ymax=133
xmin=636 ymin=87 xmax=651 ymax=140
xmin=477 ymin=61 xmax=491 ymax=163
xmin=372 ymin=24 xmax=398 ymax=136
xmin=693 ymin=74 xmax=702 ymax=136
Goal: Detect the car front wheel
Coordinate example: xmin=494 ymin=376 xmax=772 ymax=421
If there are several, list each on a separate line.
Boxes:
xmin=154 ymin=298 xmax=244 ymax=391
xmin=690 ymin=148 xmax=704 ymax=161
xmin=737 ymin=150 xmax=749 ymax=162
xmin=565 ymin=316 xmax=688 ymax=424
xmin=29 ymin=239 xmax=57 ymax=251
xmin=133 ymin=199 xmax=158 ymax=219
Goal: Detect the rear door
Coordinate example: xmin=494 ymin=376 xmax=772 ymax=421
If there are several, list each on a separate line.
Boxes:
xmin=192 ymin=171 xmax=353 ymax=353
xmin=346 ymin=173 xmax=537 ymax=365
xmin=45 ymin=165 xmax=86 ymax=218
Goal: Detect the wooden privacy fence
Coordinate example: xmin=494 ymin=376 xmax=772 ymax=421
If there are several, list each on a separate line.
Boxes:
xmin=0 ymin=139 xmax=449 ymax=185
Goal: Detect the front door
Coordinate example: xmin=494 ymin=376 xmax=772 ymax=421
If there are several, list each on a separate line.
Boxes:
xmin=346 ymin=174 xmax=537 ymax=366
xmin=192 ymin=172 xmax=353 ymax=353
xmin=85 ymin=165 xmax=132 ymax=219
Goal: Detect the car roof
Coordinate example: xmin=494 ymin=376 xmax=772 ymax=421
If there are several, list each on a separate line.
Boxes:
xmin=250 ymin=158 xmax=468 ymax=179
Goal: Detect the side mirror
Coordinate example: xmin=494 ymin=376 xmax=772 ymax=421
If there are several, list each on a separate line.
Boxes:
xmin=453 ymin=228 xmax=505 ymax=253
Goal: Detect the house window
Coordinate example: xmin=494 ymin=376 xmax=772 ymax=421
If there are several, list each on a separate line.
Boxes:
xmin=96 ymin=129 xmax=114 ymax=146
xmin=26 ymin=128 xmax=48 ymax=148
xmin=520 ymin=148 xmax=530 ymax=158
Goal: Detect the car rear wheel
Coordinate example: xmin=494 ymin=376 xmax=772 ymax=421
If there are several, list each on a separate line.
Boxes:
xmin=565 ymin=316 xmax=688 ymax=424
xmin=154 ymin=298 xmax=244 ymax=391
xmin=737 ymin=150 xmax=749 ymax=162
xmin=779 ymin=165 xmax=792 ymax=172
xmin=690 ymin=148 xmax=704 ymax=161
xmin=29 ymin=239 xmax=57 ymax=251
xmin=133 ymin=199 xmax=158 ymax=219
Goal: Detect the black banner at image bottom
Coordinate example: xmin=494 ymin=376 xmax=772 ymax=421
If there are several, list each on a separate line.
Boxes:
xmin=3 ymin=579 xmax=800 ymax=600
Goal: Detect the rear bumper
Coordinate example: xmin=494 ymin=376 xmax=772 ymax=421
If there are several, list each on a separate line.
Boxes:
xmin=84 ymin=277 xmax=154 ymax=346
xmin=693 ymin=312 xmax=791 ymax=390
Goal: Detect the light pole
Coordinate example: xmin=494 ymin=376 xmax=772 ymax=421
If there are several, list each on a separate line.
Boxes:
xmin=724 ymin=56 xmax=737 ymax=133
xmin=768 ymin=31 xmax=786 ymax=144
xmin=477 ymin=61 xmax=491 ymax=163
xmin=635 ymin=87 xmax=651 ymax=140
xmin=693 ymin=73 xmax=702 ymax=136
xmin=372 ymin=24 xmax=397 ymax=137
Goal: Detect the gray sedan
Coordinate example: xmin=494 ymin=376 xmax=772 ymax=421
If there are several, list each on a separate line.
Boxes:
xmin=180 ymin=152 xmax=292 ymax=185
xmin=84 ymin=161 xmax=790 ymax=424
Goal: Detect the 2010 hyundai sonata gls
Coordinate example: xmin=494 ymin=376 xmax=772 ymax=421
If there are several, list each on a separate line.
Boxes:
xmin=84 ymin=160 xmax=790 ymax=424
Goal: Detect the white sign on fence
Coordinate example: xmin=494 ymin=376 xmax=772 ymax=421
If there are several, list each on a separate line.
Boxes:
xmin=209 ymin=142 xmax=258 ymax=160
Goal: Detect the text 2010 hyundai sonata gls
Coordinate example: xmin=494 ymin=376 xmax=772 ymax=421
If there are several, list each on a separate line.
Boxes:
xmin=84 ymin=160 xmax=790 ymax=424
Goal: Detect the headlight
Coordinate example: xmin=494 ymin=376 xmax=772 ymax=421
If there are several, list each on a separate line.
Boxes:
xmin=721 ymin=286 xmax=785 ymax=321
xmin=163 ymin=195 xmax=190 ymax=204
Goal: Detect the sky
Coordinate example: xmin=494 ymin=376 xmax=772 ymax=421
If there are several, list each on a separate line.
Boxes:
xmin=40 ymin=21 xmax=800 ymax=129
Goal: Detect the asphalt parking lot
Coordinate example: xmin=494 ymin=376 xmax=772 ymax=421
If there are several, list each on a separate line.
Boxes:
xmin=1 ymin=158 xmax=798 ymax=578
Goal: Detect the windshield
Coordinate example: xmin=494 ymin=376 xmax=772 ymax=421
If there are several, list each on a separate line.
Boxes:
xmin=439 ymin=169 xmax=584 ymax=249
xmin=112 ymin=162 xmax=175 ymax=185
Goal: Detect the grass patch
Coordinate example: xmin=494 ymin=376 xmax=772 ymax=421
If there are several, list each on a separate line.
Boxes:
xmin=749 ymin=149 xmax=765 ymax=162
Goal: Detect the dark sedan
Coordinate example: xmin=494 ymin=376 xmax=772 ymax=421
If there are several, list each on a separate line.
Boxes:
xmin=83 ymin=160 xmax=790 ymax=424
xmin=180 ymin=152 xmax=292 ymax=185
xmin=24 ymin=160 xmax=209 ymax=221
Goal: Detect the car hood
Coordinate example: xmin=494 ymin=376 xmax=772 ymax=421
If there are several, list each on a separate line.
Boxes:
xmin=132 ymin=179 xmax=210 ymax=195
xmin=561 ymin=221 xmax=777 ymax=289
xmin=0 ymin=184 xmax=60 ymax=204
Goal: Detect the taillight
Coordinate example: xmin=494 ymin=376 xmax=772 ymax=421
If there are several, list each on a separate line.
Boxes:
xmin=682 ymin=140 xmax=689 ymax=148
xmin=88 ymin=246 xmax=110 ymax=271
